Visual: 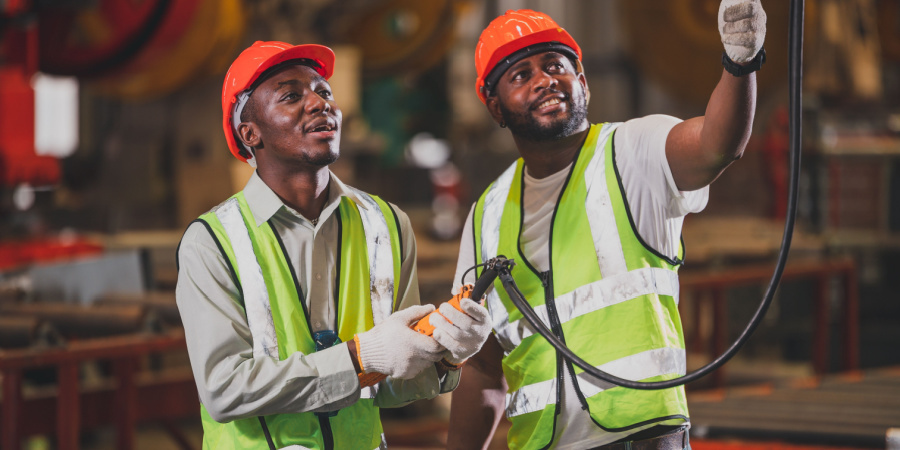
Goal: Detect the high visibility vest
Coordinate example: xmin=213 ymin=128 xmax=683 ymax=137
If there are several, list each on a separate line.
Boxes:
xmin=473 ymin=123 xmax=690 ymax=449
xmin=193 ymin=189 xmax=402 ymax=450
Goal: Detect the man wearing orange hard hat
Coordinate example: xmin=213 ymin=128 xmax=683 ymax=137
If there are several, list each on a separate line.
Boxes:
xmin=176 ymin=41 xmax=491 ymax=449
xmin=450 ymin=2 xmax=766 ymax=449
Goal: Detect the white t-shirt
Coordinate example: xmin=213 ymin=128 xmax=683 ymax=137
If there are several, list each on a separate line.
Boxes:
xmin=452 ymin=115 xmax=708 ymax=448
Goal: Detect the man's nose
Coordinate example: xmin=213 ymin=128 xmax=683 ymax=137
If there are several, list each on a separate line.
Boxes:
xmin=304 ymin=92 xmax=332 ymax=114
xmin=532 ymin=71 xmax=558 ymax=92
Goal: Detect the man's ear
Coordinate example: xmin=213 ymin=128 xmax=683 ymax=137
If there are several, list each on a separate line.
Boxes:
xmin=578 ymin=72 xmax=590 ymax=105
xmin=485 ymin=96 xmax=505 ymax=127
xmin=237 ymin=122 xmax=261 ymax=149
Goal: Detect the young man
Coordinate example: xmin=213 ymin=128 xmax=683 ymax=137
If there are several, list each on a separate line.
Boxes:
xmin=448 ymin=2 xmax=766 ymax=449
xmin=176 ymin=41 xmax=491 ymax=449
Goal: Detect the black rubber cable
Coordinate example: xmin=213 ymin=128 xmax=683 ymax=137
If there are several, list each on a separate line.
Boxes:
xmin=475 ymin=0 xmax=805 ymax=390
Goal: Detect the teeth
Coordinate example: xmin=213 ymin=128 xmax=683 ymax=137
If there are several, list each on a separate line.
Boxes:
xmin=537 ymin=98 xmax=561 ymax=109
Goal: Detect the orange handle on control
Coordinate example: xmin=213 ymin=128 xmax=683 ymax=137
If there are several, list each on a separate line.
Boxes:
xmin=358 ymin=284 xmax=476 ymax=388
xmin=357 ymin=371 xmax=387 ymax=388
xmin=412 ymin=284 xmax=473 ymax=335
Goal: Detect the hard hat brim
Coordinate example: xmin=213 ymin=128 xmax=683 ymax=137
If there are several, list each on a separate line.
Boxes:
xmin=247 ymin=43 xmax=335 ymax=84
xmin=476 ymin=26 xmax=582 ymax=104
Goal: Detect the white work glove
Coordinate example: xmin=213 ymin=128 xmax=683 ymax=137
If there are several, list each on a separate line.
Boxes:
xmin=429 ymin=298 xmax=493 ymax=365
xmin=355 ymin=304 xmax=445 ymax=379
xmin=718 ymin=0 xmax=767 ymax=63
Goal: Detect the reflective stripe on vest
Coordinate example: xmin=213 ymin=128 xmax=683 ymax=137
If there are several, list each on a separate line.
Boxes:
xmin=216 ymin=197 xmax=279 ymax=359
xmin=348 ymin=187 xmax=396 ymax=325
xmin=359 ymin=385 xmax=378 ymax=399
xmin=583 ymin=124 xmax=629 ymax=276
xmin=505 ymin=347 xmax=686 ymax=418
xmin=479 ymin=162 xmax=519 ymax=339
xmin=214 ymin=193 xmax=398 ymax=355
xmin=492 ymin=267 xmax=680 ymax=350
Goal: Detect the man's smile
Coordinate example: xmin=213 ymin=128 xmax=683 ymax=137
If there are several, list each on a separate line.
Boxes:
xmin=531 ymin=92 xmax=569 ymax=114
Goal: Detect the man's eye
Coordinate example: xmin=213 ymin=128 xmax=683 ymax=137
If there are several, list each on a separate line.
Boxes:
xmin=318 ymin=90 xmax=332 ymax=99
xmin=282 ymin=92 xmax=299 ymax=101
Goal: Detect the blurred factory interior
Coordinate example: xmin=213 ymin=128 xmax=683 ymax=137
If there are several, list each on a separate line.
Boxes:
xmin=0 ymin=0 xmax=899 ymax=448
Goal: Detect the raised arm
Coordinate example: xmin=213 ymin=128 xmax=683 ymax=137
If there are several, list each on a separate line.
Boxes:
xmin=666 ymin=0 xmax=766 ymax=191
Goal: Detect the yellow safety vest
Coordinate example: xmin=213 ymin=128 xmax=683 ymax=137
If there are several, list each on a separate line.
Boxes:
xmin=193 ymin=189 xmax=401 ymax=450
xmin=473 ymin=123 xmax=689 ymax=449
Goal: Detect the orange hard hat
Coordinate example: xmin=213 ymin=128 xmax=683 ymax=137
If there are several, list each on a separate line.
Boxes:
xmin=474 ymin=9 xmax=582 ymax=104
xmin=221 ymin=41 xmax=335 ymax=161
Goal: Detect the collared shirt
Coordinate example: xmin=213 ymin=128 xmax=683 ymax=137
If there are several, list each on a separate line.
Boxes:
xmin=176 ymin=171 xmax=458 ymax=422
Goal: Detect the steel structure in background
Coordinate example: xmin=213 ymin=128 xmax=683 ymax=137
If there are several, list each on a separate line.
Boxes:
xmin=0 ymin=331 xmax=196 ymax=450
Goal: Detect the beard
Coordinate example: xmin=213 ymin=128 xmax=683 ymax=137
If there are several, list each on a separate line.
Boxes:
xmin=498 ymin=90 xmax=588 ymax=142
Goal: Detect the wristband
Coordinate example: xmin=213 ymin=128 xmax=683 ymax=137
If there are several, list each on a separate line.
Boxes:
xmin=353 ymin=334 xmax=365 ymax=373
xmin=722 ymin=47 xmax=766 ymax=77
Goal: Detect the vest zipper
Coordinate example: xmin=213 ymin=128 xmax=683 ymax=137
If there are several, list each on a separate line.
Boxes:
xmin=272 ymin=222 xmax=338 ymax=447
xmin=539 ymin=271 xmax=563 ymax=450
xmin=565 ymin=351 xmax=592 ymax=411
xmin=269 ymin=221 xmax=315 ymax=339
xmin=258 ymin=417 xmax=276 ymax=450
xmin=318 ymin=415 xmax=334 ymax=450
xmin=517 ymin=149 xmax=585 ymax=448
xmin=540 ymin=272 xmax=590 ymax=413
xmin=534 ymin=142 xmax=596 ymax=417
xmin=540 ymin=272 xmax=560 ymax=336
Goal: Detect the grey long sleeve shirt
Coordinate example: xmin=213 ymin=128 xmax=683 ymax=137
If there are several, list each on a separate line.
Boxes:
xmin=176 ymin=171 xmax=459 ymax=422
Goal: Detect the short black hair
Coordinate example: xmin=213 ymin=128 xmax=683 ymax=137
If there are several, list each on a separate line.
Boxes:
xmin=240 ymin=95 xmax=257 ymax=124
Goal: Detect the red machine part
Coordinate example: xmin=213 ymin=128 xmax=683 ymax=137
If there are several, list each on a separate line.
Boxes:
xmin=1 ymin=0 xmax=28 ymax=16
xmin=0 ymin=237 xmax=103 ymax=272
xmin=1 ymin=0 xmax=212 ymax=186
xmin=38 ymin=0 xmax=202 ymax=79
xmin=0 ymin=15 xmax=59 ymax=188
